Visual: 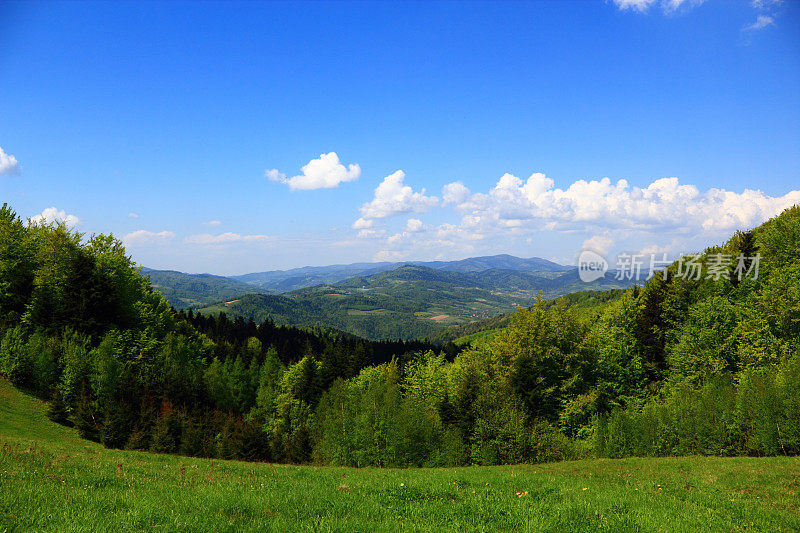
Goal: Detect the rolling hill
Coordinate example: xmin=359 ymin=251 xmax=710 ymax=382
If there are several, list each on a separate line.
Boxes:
xmin=198 ymin=265 xmax=634 ymax=340
xmin=3 ymin=377 xmax=797 ymax=531
xmin=143 ymin=254 xmax=576 ymax=310
xmin=142 ymin=268 xmax=262 ymax=308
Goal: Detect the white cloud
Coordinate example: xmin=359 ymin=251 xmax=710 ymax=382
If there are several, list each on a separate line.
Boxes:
xmin=374 ymin=249 xmax=409 ymax=262
xmin=265 ymin=168 xmax=286 ymax=182
xmin=27 ymin=207 xmax=80 ymax=228
xmin=583 ymin=235 xmax=614 ymax=255
xmin=266 ymin=152 xmax=361 ymax=190
xmin=128 ymin=212 xmax=139 ymax=219
xmin=184 ymin=232 xmax=274 ymax=245
xmin=442 ymin=181 xmax=471 ymax=206
xmin=406 ymin=218 xmax=424 ymax=232
xmin=204 ymin=220 xmax=222 ymax=226
xmin=0 ymin=146 xmax=19 ymax=175
xmin=743 ymin=15 xmax=774 ymax=31
xmin=360 ymin=170 xmax=800 ymax=265
xmin=352 ymin=217 xmax=373 ymax=230
xmin=124 ymin=230 xmax=175 ymax=245
xmin=359 ymin=170 xmax=439 ymax=220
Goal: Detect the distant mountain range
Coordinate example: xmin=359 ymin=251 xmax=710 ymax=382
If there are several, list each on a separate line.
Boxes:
xmin=142 ymin=255 xmax=638 ymax=340
xmin=143 ymin=254 xmax=574 ymax=307
xmin=228 ymin=254 xmax=572 ymax=293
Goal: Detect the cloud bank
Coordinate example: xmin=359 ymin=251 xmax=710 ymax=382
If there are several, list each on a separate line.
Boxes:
xmin=442 ymin=173 xmax=800 ymax=233
xmin=360 ymin=171 xmax=800 ymax=263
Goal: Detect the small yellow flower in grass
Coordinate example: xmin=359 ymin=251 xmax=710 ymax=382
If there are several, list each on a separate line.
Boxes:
xmin=582 ymin=487 xmax=588 ymax=491
xmin=400 ymin=483 xmax=404 ymax=487
xmin=485 ymin=482 xmax=489 ymax=485
xmin=472 ymin=490 xmax=476 ymax=494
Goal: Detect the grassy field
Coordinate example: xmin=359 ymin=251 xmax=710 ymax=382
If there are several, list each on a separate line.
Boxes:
xmin=1 ymin=379 xmax=799 ymax=532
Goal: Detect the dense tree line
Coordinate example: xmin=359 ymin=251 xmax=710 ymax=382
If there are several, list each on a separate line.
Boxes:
xmin=1 ymin=202 xmax=798 ymax=465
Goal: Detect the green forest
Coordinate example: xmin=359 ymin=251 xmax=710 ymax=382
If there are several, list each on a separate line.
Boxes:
xmin=1 ymin=202 xmax=798 ymax=467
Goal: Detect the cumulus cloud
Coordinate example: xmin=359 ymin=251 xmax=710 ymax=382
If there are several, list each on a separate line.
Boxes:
xmin=360 ymin=170 xmax=800 ymax=265
xmin=406 ymin=218 xmax=424 ymax=232
xmin=442 ymin=181 xmax=471 ymax=206
xmin=124 ymin=230 xmax=175 ymax=245
xmin=28 ymin=207 xmax=80 ymax=228
xmin=0 ymin=146 xmax=19 ymax=175
xmin=743 ymin=14 xmax=774 ymax=30
xmin=359 ymin=170 xmax=439 ymax=220
xmin=266 ymin=152 xmax=361 ymax=190
xmin=443 ymin=173 xmax=800 ymax=233
xmin=204 ymin=220 xmax=222 ymax=226
xmin=184 ymin=232 xmax=273 ymax=245
xmin=352 ymin=217 xmax=373 ymax=230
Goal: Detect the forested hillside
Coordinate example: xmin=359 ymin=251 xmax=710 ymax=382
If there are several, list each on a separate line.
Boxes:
xmin=428 ymin=289 xmax=627 ymax=345
xmin=143 ymin=268 xmax=262 ymax=308
xmin=199 ymin=266 xmax=633 ymax=340
xmin=1 ymin=202 xmax=798 ymax=467
xmin=0 ymin=203 xmax=447 ymax=461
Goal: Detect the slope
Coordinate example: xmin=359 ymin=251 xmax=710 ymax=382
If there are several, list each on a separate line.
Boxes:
xmin=1 ymin=378 xmax=798 ymax=531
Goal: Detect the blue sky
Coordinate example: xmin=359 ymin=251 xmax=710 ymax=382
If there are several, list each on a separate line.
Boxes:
xmin=1 ymin=0 xmax=798 ymax=274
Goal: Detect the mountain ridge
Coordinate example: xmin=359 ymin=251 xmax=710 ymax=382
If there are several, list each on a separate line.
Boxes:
xmin=196 ymin=263 xmax=634 ymax=340
xmin=143 ymin=254 xmax=577 ymax=308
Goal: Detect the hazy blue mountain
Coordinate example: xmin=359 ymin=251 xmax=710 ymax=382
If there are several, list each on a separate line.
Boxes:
xmin=414 ymin=254 xmax=572 ymax=273
xmin=230 ymin=254 xmax=572 ymax=292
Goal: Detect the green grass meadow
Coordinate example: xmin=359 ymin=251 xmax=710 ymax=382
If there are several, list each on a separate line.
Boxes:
xmin=1 ymin=378 xmax=798 ymax=532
